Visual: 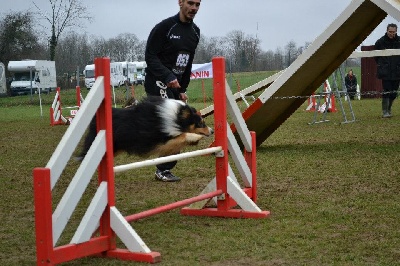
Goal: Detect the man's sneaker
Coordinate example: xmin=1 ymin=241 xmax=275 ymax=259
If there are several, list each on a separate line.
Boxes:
xmin=155 ymin=170 xmax=181 ymax=182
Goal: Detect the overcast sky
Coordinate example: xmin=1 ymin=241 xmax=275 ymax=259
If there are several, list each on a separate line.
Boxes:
xmin=1 ymin=0 xmax=399 ymax=51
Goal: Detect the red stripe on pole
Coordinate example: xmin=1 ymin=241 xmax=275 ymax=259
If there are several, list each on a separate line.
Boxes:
xmin=94 ymin=57 xmax=116 ymax=249
xmin=76 ymin=86 xmax=81 ymax=107
xmin=34 ymin=167 xmax=54 ymax=265
xmin=212 ymin=57 xmax=229 ymax=211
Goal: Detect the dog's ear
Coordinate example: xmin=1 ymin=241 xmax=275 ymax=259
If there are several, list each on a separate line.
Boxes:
xmin=180 ymin=107 xmax=191 ymax=119
xmin=188 ymin=106 xmax=200 ymax=115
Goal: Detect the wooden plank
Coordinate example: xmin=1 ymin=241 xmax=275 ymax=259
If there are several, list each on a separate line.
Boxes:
xmin=241 ymin=0 xmax=391 ymax=146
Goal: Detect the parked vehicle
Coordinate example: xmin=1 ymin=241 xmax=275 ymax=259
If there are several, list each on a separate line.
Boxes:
xmin=110 ymin=62 xmax=124 ymax=87
xmin=7 ymin=60 xmax=57 ymax=96
xmin=84 ymin=62 xmax=125 ymax=89
xmin=0 ymin=62 xmax=6 ymax=96
xmin=132 ymin=61 xmax=147 ymax=85
xmin=83 ymin=64 xmax=95 ymax=89
xmin=119 ymin=61 xmax=137 ymax=85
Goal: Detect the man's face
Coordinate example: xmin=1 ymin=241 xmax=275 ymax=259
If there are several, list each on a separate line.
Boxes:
xmin=387 ymin=26 xmax=397 ymax=39
xmin=179 ymin=0 xmax=201 ymax=22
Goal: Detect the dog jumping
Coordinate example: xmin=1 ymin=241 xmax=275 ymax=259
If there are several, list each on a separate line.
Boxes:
xmin=78 ymin=97 xmax=213 ymax=160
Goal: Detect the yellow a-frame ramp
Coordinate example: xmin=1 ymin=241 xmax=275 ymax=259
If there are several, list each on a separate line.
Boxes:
xmin=236 ymin=0 xmax=400 ymax=146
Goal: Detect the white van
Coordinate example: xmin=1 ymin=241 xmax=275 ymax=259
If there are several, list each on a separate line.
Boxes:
xmin=85 ymin=62 xmax=125 ymax=89
xmin=0 ymin=62 xmax=6 ymax=96
xmin=132 ymin=61 xmax=147 ymax=85
xmin=110 ymin=62 xmax=124 ymax=87
xmin=8 ymin=60 xmax=57 ymax=96
xmin=119 ymin=61 xmax=137 ymax=85
xmin=83 ymin=64 xmax=95 ymax=89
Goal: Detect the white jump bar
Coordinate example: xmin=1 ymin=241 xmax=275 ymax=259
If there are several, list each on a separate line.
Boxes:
xmin=114 ymin=146 xmax=223 ymax=173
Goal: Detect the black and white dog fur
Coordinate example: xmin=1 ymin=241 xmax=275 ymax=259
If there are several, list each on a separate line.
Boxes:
xmin=79 ymin=97 xmax=213 ymax=159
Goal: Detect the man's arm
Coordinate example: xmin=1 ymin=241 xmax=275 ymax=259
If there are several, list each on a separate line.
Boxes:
xmin=145 ymin=24 xmax=176 ymax=84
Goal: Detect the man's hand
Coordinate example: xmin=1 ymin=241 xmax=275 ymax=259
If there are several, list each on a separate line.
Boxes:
xmin=167 ymin=79 xmax=181 ymax=89
xmin=180 ymin=92 xmax=188 ymax=103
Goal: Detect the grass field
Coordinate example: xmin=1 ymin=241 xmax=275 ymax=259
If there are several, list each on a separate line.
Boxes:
xmin=0 ymin=75 xmax=399 ymax=265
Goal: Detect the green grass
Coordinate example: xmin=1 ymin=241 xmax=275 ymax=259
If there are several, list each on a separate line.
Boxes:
xmin=1 ymin=77 xmax=400 ymax=265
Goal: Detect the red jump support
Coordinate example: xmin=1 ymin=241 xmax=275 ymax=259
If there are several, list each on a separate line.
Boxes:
xmin=93 ymin=58 xmax=160 ymax=263
xmin=50 ymin=87 xmax=64 ymax=126
xmin=181 ymin=57 xmax=269 ymax=219
xmin=76 ymin=86 xmax=82 ymax=107
xmin=34 ymin=168 xmax=116 ymax=265
xmin=94 ymin=57 xmax=116 ymax=252
xmin=34 ymin=58 xmax=160 ymax=265
xmin=324 ymin=81 xmax=337 ymax=113
xmin=306 ymin=93 xmax=317 ymax=112
xmin=213 ymin=57 xmax=230 ymax=212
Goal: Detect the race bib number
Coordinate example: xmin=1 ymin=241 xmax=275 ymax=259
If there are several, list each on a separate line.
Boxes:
xmin=173 ymin=52 xmax=190 ymax=75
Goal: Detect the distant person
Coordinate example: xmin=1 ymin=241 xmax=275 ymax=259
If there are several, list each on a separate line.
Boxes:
xmin=344 ymin=69 xmax=357 ymax=100
xmin=374 ymin=23 xmax=400 ymax=118
xmin=144 ymin=0 xmax=201 ymax=182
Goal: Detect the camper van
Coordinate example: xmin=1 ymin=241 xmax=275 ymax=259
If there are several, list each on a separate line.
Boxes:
xmin=83 ymin=64 xmax=95 ymax=89
xmin=119 ymin=61 xmax=137 ymax=85
xmin=132 ymin=61 xmax=147 ymax=85
xmin=110 ymin=62 xmax=124 ymax=87
xmin=84 ymin=62 xmax=124 ymax=89
xmin=0 ymin=62 xmax=6 ymax=96
xmin=8 ymin=60 xmax=57 ymax=96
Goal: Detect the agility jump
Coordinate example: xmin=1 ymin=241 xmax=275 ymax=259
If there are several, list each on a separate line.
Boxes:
xmin=50 ymin=86 xmax=84 ymax=126
xmin=33 ymin=57 xmax=269 ymax=265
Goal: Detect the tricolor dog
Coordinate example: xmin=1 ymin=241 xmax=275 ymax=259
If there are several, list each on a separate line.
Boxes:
xmin=78 ymin=97 xmax=213 ymax=159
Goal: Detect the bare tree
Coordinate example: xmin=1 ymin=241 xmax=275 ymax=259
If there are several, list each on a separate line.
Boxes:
xmin=243 ymin=35 xmax=261 ymax=71
xmin=33 ymin=0 xmax=92 ymax=61
xmin=194 ymin=36 xmax=229 ymax=63
xmin=105 ymin=33 xmax=141 ymax=62
xmin=226 ymin=30 xmax=261 ymax=72
xmin=273 ymin=47 xmax=284 ymax=70
xmin=56 ymin=31 xmax=91 ymax=75
xmin=257 ymin=50 xmax=274 ymax=71
xmin=226 ymin=30 xmax=245 ymax=72
xmin=284 ymin=40 xmax=300 ymax=67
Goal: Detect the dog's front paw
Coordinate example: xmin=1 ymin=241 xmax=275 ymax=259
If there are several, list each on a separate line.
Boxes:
xmin=185 ymin=133 xmax=204 ymax=144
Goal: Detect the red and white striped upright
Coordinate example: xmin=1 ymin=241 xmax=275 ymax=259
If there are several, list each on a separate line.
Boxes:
xmin=49 ymin=87 xmax=66 ymax=126
xmin=50 ymin=86 xmax=84 ymax=126
xmin=181 ymin=57 xmax=268 ymax=218
xmin=34 ymin=57 xmax=160 ymax=265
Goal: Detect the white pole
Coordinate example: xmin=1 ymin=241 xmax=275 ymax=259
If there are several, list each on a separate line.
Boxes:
xmin=112 ymin=85 xmax=116 ymax=108
xmin=114 ymin=146 xmax=223 ymax=173
xmin=38 ymin=84 xmax=43 ymax=117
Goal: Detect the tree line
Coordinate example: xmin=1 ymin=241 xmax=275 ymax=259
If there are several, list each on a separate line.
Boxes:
xmin=0 ymin=6 xmax=312 ymax=73
xmin=0 ymin=7 xmax=360 ymax=93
